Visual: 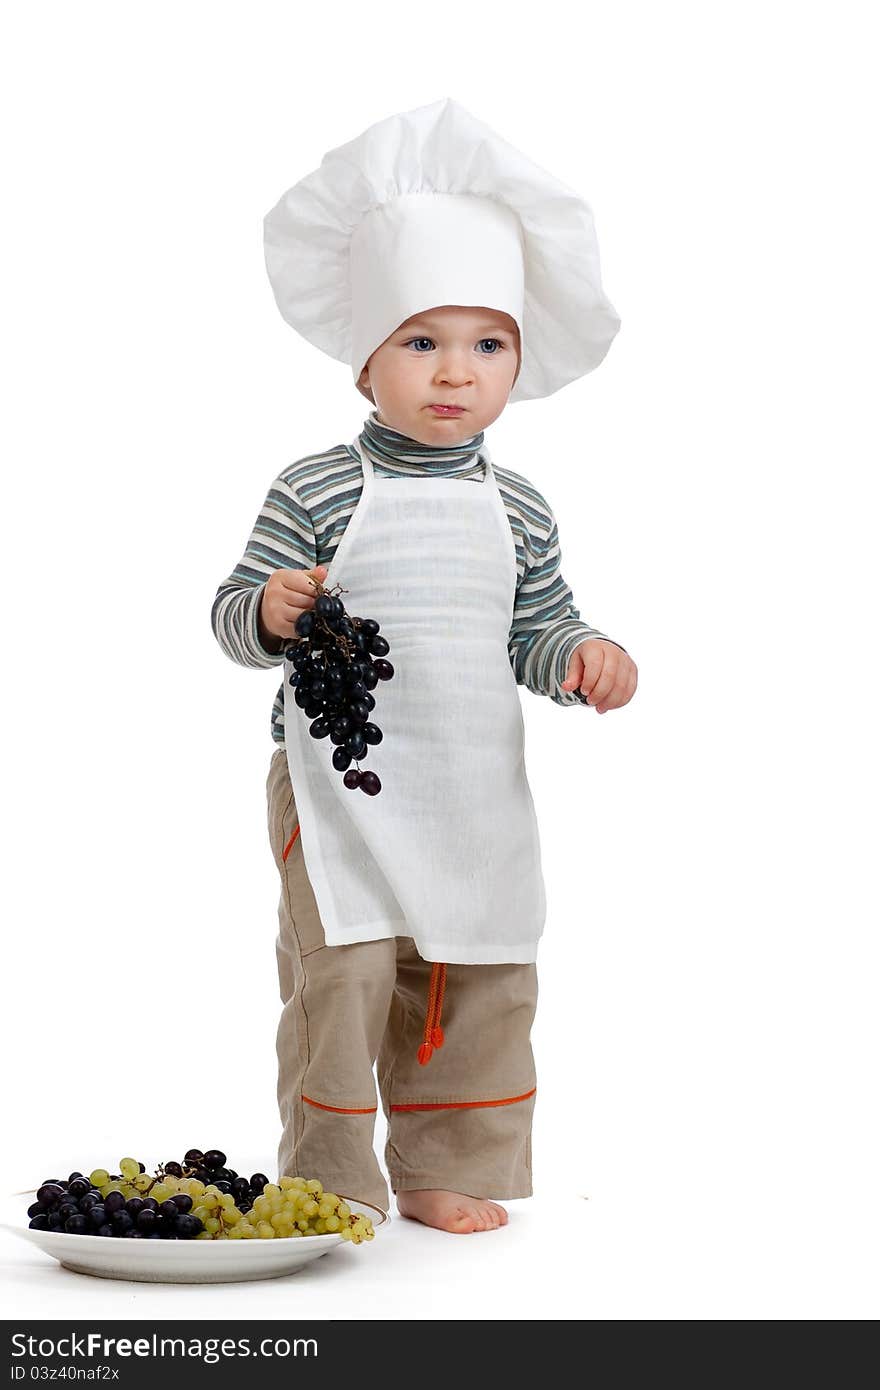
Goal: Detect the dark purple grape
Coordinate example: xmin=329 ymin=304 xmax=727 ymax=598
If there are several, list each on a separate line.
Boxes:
xmin=315 ymin=595 xmax=335 ymax=619
xmin=57 ymin=1202 xmax=79 ymax=1220
xmin=363 ymin=723 xmax=383 ymax=745
xmin=125 ymin=1197 xmax=146 ymax=1218
xmin=214 ymin=1180 xmax=233 ymax=1194
xmin=295 ymin=612 xmax=314 ymax=637
xmin=137 ymin=1208 xmax=158 ymax=1233
xmin=250 ymin=1173 xmax=270 ymax=1192
xmin=354 ymin=631 xmax=371 ymax=653
xmin=330 ymin=597 xmax=345 ymax=618
xmin=343 ymin=769 xmax=362 ymax=790
xmin=370 ymin=635 xmax=390 ymax=657
xmin=176 ymin=1214 xmax=202 ymax=1238
xmin=332 ymin=746 xmax=353 ymax=772
xmin=37 ymin=1183 xmax=65 ymax=1205
xmin=104 ymin=1191 xmax=126 ymax=1215
xmin=309 ymin=679 xmax=328 ymax=700
xmin=363 ymin=691 xmax=376 ymax=710
xmin=159 ymin=1199 xmax=181 ymax=1220
xmin=374 ymin=660 xmax=394 ymax=681
xmin=309 ymin=716 xmax=331 ymax=739
xmin=348 ymin=701 xmax=370 ymax=724
xmin=27 ymin=1201 xmax=43 ymax=1218
xmin=68 ymin=1172 xmax=84 ymax=1183
xmin=79 ymin=1193 xmax=100 ymax=1211
xmin=64 ymin=1214 xmax=90 ymax=1234
xmin=346 ymin=731 xmax=367 ymax=759
xmin=172 ymin=1192 xmax=193 ymax=1213
xmin=232 ymin=1177 xmax=250 ymax=1195
xmin=110 ymin=1210 xmax=134 ymax=1234
xmin=294 ymin=686 xmax=311 ymax=709
xmin=359 ymin=771 xmax=382 ymax=796
xmin=28 ymin=1213 xmax=50 ymax=1230
xmin=142 ymin=1197 xmax=160 ymax=1213
xmin=47 ymin=1212 xmax=64 ymax=1230
xmin=330 ymin=716 xmax=352 ymax=743
xmin=304 ymin=699 xmax=325 ymax=719
xmin=88 ymin=1204 xmax=107 ymax=1228
xmin=68 ymin=1177 xmax=90 ymax=1198
xmin=348 ymin=680 xmax=367 ymax=700
xmin=96 ymin=1223 xmax=114 ymax=1237
xmin=164 ymin=1161 xmax=183 ymax=1178
xmin=363 ymin=666 xmax=379 ymax=690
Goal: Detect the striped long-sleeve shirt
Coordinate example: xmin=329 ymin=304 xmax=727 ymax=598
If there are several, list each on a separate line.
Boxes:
xmin=212 ymin=410 xmax=627 ymax=747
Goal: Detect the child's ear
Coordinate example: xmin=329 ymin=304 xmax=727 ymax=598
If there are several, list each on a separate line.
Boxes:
xmin=356 ymin=363 xmax=375 ymax=404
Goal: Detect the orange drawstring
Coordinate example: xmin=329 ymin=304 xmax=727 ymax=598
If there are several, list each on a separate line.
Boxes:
xmin=417 ymin=962 xmax=447 ymax=1065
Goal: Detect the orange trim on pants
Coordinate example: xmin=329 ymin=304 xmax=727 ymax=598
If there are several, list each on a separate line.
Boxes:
xmin=302 ymin=1093 xmax=378 ymax=1115
xmin=391 ymin=1087 xmax=537 ymax=1113
xmin=282 ymin=826 xmax=301 ymax=862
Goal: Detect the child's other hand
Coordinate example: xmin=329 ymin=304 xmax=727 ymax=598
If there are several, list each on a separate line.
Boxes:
xmin=259 ymin=565 xmax=328 ymax=643
xmin=560 ymin=639 xmax=637 ymax=713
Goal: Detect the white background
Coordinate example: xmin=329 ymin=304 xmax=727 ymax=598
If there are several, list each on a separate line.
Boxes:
xmin=1 ymin=0 xmax=877 ymax=1320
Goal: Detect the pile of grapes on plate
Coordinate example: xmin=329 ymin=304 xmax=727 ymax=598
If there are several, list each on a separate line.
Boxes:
xmin=286 ymin=580 xmax=394 ymax=797
xmin=26 ymin=1147 xmax=374 ymax=1243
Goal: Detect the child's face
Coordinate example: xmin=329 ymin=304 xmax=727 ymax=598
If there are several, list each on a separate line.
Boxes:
xmin=356 ymin=305 xmax=521 ymax=445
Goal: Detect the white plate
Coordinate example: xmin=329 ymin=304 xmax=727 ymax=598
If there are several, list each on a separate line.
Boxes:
xmin=0 ymin=1190 xmax=388 ymax=1283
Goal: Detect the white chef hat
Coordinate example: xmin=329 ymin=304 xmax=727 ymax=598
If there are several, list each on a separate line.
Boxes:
xmin=263 ymin=97 xmax=620 ymax=403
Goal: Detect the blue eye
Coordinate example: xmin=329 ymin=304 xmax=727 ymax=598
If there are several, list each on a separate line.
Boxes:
xmin=404 ymin=336 xmax=505 ymax=354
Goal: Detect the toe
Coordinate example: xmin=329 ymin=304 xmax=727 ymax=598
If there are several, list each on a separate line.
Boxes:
xmin=488 ymin=1201 xmax=508 ymax=1226
xmin=451 ymin=1207 xmax=479 ymax=1233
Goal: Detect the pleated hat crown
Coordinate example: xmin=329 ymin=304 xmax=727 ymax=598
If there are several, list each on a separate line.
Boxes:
xmin=263 ymin=97 xmax=620 ymax=403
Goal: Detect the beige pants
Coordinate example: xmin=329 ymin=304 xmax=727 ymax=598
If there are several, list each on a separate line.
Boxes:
xmin=266 ymin=748 xmax=539 ymax=1213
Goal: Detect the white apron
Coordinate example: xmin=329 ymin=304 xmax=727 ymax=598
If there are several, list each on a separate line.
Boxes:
xmin=282 ymin=436 xmax=546 ymax=966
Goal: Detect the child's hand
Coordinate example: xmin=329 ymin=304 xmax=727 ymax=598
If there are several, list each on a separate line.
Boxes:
xmin=560 ymin=639 xmax=637 ymax=714
xmin=259 ymin=565 xmax=328 ymax=644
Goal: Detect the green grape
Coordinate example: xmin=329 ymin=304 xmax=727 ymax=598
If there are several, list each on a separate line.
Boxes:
xmin=89 ymin=1168 xmax=110 ymax=1187
xmin=119 ymin=1157 xmax=139 ymax=1180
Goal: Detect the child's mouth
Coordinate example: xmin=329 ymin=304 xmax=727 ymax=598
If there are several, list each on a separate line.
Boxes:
xmin=429 ymin=404 xmax=465 ymax=417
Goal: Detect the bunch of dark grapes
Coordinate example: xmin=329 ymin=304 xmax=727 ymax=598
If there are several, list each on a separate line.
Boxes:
xmin=26 ymin=1147 xmax=271 ymax=1240
xmin=285 ymin=580 xmax=394 ymax=796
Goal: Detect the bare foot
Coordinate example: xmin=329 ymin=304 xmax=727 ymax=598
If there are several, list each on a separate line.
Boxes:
xmin=396 ymin=1188 xmax=509 ymax=1233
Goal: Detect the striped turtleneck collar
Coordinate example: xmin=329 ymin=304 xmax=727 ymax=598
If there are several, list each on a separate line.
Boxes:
xmin=356 ymin=409 xmax=486 ymax=478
